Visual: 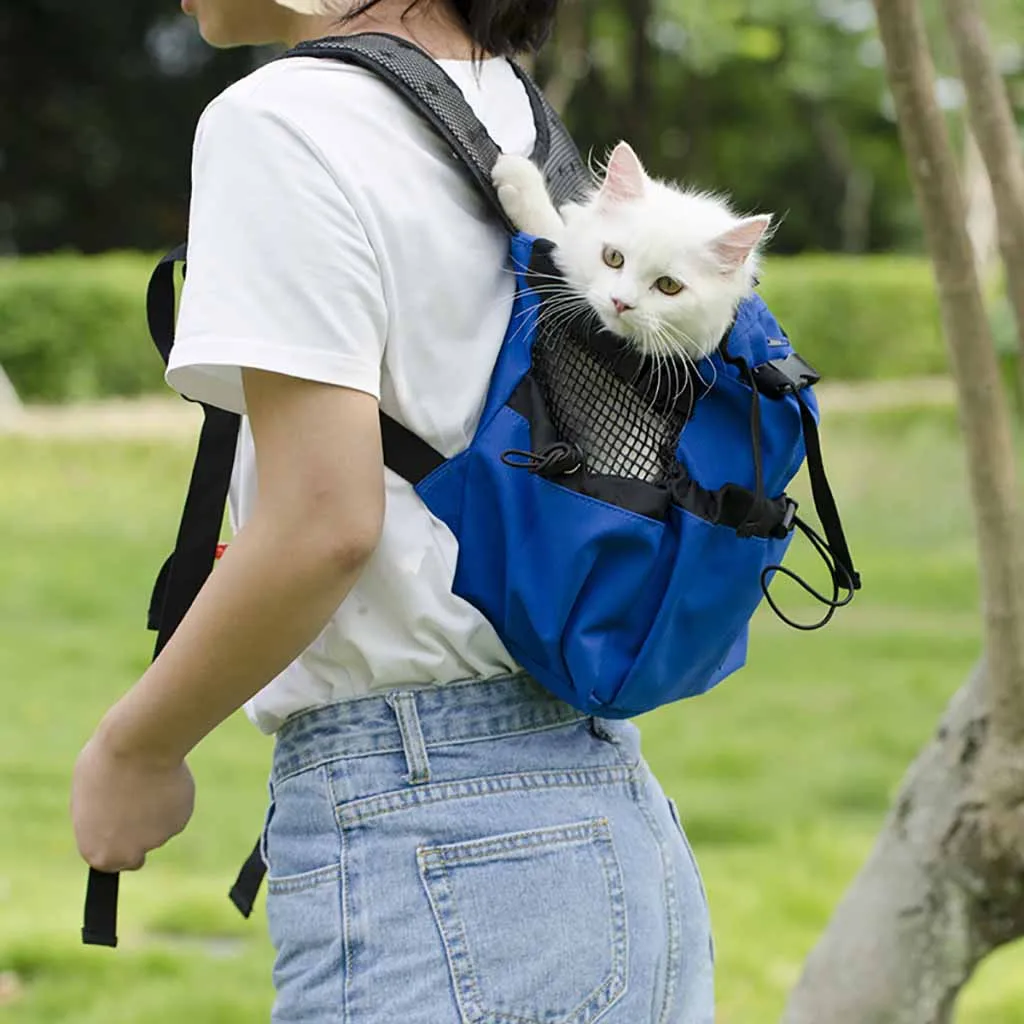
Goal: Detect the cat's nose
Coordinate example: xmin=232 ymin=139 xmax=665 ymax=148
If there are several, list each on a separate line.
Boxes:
xmin=612 ymin=298 xmax=634 ymax=314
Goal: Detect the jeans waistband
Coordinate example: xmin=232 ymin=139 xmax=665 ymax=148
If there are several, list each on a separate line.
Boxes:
xmin=272 ymin=674 xmax=588 ymax=783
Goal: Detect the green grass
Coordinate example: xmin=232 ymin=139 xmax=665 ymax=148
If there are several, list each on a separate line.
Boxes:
xmin=1 ymin=403 xmax=1023 ymax=1022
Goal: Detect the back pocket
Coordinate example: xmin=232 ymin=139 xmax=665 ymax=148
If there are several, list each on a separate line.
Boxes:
xmin=417 ymin=818 xmax=627 ymax=1024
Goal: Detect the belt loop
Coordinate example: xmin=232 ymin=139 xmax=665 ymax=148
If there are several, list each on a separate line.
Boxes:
xmin=385 ymin=690 xmax=432 ymax=785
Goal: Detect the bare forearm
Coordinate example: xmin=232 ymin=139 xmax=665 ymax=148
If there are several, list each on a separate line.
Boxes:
xmin=98 ymin=513 xmax=370 ymax=763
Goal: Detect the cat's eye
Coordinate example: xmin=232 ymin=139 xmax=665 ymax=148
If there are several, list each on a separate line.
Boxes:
xmin=655 ymin=276 xmax=685 ymax=296
xmin=603 ymin=246 xmax=625 ymax=269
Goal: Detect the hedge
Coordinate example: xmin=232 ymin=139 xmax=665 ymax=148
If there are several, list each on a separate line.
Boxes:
xmin=0 ymin=251 xmax=955 ymax=403
xmin=0 ymin=253 xmax=164 ymax=403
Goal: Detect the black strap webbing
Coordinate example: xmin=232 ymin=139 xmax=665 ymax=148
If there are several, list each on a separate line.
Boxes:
xmin=228 ymin=839 xmax=267 ymax=919
xmin=151 ymin=404 xmax=242 ymax=658
xmin=146 ymin=243 xmax=187 ymax=364
xmin=797 ymin=395 xmax=860 ymax=593
xmin=82 ymin=869 xmax=119 ymax=948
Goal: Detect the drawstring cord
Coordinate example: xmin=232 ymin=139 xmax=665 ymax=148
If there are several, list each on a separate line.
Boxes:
xmin=501 ymin=442 xmax=584 ymax=477
xmin=730 ymin=353 xmax=860 ymax=631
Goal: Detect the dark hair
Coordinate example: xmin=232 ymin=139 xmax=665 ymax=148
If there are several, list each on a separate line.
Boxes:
xmin=345 ymin=0 xmax=560 ymax=56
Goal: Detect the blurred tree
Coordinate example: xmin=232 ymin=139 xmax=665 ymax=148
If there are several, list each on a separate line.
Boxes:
xmin=942 ymin=0 xmax=1024 ymax=359
xmin=2 ymin=1 xmax=1020 ymax=256
xmin=0 ymin=0 xmax=253 ymax=254
xmin=784 ymin=0 xmax=1024 ymax=1019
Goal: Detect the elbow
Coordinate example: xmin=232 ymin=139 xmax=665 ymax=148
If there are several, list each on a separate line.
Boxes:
xmin=317 ymin=503 xmax=384 ymax=577
xmin=324 ymin=519 xmax=381 ymax=576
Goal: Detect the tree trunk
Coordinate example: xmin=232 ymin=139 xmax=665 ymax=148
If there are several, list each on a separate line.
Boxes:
xmin=539 ymin=0 xmax=589 ymax=117
xmin=622 ymin=0 xmax=654 ymax=155
xmin=0 ymin=365 xmax=21 ymax=419
xmin=784 ymin=664 xmax=1024 ymax=1024
xmin=964 ymin=130 xmax=999 ymax=277
xmin=942 ymin=0 xmax=1024 ymax=353
xmin=783 ymin=1 xmax=1024 ymax=1019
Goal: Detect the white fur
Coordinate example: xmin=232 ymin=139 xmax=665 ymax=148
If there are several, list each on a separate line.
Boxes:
xmin=492 ymin=143 xmax=772 ymax=371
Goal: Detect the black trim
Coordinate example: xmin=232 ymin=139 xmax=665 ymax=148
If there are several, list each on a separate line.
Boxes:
xmin=669 ymin=469 xmax=795 ymax=539
xmin=506 ymin=61 xmax=550 ymax=168
xmin=506 ymin=373 xmax=796 ymax=537
xmin=507 ymin=375 xmax=673 ymax=521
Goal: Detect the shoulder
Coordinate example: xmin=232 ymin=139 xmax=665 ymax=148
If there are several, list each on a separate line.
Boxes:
xmin=195 ymin=57 xmax=426 ymax=162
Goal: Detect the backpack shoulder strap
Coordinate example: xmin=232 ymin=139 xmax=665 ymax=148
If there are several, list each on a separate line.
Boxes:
xmin=284 ymin=32 xmax=590 ymax=228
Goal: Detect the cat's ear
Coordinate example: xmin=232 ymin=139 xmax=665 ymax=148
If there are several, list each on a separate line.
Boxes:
xmin=711 ymin=215 xmax=772 ymax=273
xmin=599 ymin=142 xmax=647 ymax=205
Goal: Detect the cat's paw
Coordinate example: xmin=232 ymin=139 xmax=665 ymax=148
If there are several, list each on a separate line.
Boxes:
xmin=492 ymin=154 xmax=563 ymax=240
xmin=492 ymin=155 xmax=546 ymax=229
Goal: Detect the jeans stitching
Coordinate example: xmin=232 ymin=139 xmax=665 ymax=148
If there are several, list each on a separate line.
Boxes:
xmin=273 ymin=716 xmax=589 ymax=785
xmin=418 ymin=818 xmax=629 ymax=1024
xmin=340 ymin=821 xmax=353 ymax=1024
xmin=418 ymin=852 xmax=485 ymax=1022
xmin=267 ymin=862 xmax=342 ymax=894
xmin=335 ymin=764 xmax=640 ymax=828
xmin=630 ymin=768 xmax=681 ymax=1024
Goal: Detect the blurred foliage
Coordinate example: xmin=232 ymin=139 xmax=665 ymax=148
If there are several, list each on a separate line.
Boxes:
xmin=2 ymin=1 xmax=1021 ymax=258
xmin=0 ymin=252 xmax=952 ymax=401
xmin=539 ymin=0 xmax=1024 ymax=255
xmin=0 ymin=255 xmax=164 ymax=401
xmin=0 ymin=1 xmax=254 ymax=255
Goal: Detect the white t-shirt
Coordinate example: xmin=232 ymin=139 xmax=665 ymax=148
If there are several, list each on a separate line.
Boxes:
xmin=167 ymin=55 xmax=538 ymax=732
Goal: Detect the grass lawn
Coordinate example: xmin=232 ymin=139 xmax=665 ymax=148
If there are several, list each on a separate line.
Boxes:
xmin=1 ymin=399 xmax=1023 ymax=1022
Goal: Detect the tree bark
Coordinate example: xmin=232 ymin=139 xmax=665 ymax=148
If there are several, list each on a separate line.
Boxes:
xmin=784 ymin=665 xmax=1024 ymax=1024
xmin=963 ymin=130 xmax=999 ymax=276
xmin=868 ymin=0 xmax=1024 ymax=741
xmin=942 ymin=0 xmax=1024 ymax=354
xmin=783 ymin=1 xmax=1024 ymax=1019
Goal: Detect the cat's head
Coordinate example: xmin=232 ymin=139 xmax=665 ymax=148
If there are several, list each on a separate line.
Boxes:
xmin=553 ymin=142 xmax=773 ymax=362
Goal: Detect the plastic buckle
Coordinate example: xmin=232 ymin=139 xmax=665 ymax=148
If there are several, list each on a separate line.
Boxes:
xmin=751 ymin=354 xmax=821 ymax=399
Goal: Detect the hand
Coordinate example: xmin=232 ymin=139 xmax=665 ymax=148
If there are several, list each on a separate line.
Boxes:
xmin=71 ymin=730 xmax=195 ymax=873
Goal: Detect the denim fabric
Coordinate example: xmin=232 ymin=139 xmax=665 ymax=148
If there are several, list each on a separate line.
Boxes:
xmin=263 ymin=674 xmax=714 ymax=1023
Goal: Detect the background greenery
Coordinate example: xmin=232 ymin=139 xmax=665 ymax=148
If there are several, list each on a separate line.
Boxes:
xmin=0 ymin=252 xmax=954 ymax=401
xmin=4 ymin=0 xmax=1022 ymax=259
xmin=3 ymin=402 xmax=1024 ymax=1021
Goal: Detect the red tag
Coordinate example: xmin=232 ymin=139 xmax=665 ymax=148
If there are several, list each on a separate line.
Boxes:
xmin=215 ymin=543 xmax=228 ymax=560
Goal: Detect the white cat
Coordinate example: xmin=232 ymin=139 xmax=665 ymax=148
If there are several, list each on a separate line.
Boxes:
xmin=492 ymin=142 xmax=772 ymax=368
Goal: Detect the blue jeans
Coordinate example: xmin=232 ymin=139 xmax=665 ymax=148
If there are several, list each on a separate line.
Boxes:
xmin=264 ymin=674 xmax=714 ymax=1023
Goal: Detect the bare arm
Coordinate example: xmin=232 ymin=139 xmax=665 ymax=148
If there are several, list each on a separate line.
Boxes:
xmin=73 ymin=370 xmax=384 ymax=870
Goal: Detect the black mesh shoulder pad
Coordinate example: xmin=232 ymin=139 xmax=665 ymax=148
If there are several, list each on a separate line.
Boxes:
xmin=283 ymin=32 xmax=590 ymax=230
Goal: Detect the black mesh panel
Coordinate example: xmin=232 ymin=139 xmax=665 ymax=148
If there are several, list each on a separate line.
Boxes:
xmin=531 ymin=315 xmax=690 ymax=484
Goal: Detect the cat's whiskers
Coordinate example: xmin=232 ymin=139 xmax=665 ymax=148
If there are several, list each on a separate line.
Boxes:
xmin=660 ymin=322 xmax=719 ymax=394
xmin=534 ymin=292 xmax=595 ymax=342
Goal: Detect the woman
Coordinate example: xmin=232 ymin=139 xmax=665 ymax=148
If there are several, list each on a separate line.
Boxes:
xmin=71 ymin=1 xmax=715 ymax=1020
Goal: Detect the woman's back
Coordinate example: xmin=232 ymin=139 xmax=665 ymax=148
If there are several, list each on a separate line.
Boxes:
xmin=169 ymin=55 xmax=539 ymax=729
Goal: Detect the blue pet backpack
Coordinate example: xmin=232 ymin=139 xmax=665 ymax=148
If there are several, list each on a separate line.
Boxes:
xmin=82 ymin=32 xmax=859 ymax=948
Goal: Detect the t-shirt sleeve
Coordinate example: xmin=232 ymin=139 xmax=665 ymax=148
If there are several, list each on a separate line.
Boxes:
xmin=166 ymin=93 xmax=387 ymax=415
